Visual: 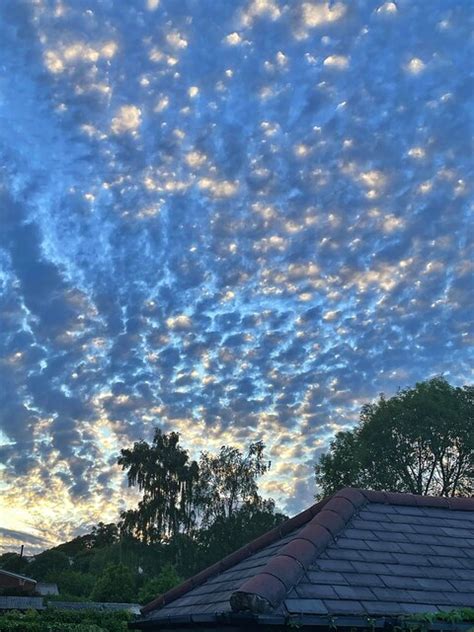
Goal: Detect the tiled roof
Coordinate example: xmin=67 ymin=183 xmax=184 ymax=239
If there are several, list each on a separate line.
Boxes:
xmin=0 ymin=596 xmax=44 ymax=610
xmin=137 ymin=489 xmax=474 ymax=628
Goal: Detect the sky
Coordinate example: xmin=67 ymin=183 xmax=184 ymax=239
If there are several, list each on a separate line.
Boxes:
xmin=0 ymin=0 xmax=472 ymax=555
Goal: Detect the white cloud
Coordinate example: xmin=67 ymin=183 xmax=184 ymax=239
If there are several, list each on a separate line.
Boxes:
xmin=111 ymin=105 xmax=142 ymax=134
xmin=323 ymin=54 xmax=349 ymax=69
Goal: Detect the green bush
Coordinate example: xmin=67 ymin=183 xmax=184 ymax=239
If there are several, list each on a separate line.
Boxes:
xmin=90 ymin=564 xmax=135 ymax=603
xmin=138 ymin=563 xmax=180 ymax=605
xmin=47 ymin=570 xmax=95 ymax=599
xmin=0 ymin=608 xmax=132 ymax=632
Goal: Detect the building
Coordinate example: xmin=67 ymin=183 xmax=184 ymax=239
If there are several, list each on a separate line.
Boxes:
xmin=133 ymin=488 xmax=474 ymax=631
xmin=36 ymin=582 xmax=59 ymax=596
xmin=0 ymin=569 xmax=37 ymax=595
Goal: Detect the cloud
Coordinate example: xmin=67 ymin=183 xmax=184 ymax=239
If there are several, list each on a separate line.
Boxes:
xmin=0 ymin=0 xmax=472 ymax=548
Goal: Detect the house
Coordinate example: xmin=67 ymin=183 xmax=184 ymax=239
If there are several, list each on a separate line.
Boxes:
xmin=0 ymin=568 xmax=37 ymax=595
xmin=133 ymin=488 xmax=474 ymax=631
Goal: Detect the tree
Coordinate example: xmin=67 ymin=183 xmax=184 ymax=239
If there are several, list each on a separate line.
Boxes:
xmin=138 ymin=564 xmax=181 ymax=605
xmin=0 ymin=552 xmax=30 ymax=575
xmin=90 ymin=563 xmax=135 ymax=603
xmin=196 ymin=441 xmax=270 ymax=526
xmin=90 ymin=523 xmax=120 ymax=548
xmin=197 ymin=499 xmax=287 ymax=566
xmin=49 ymin=570 xmax=95 ymax=599
xmin=28 ymin=550 xmax=70 ymax=581
xmin=118 ymin=429 xmax=199 ymax=543
xmin=315 ymin=377 xmax=474 ymax=498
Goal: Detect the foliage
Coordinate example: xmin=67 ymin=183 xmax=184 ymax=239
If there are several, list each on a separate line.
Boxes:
xmin=53 ymin=524 xmax=120 ymax=558
xmin=196 ymin=441 xmax=270 ymax=525
xmin=48 ymin=570 xmax=95 ymax=599
xmin=1 ymin=436 xmax=283 ymax=605
xmin=0 ymin=608 xmax=131 ymax=632
xmin=0 ymin=553 xmax=30 ymax=576
xmin=28 ymin=550 xmax=70 ymax=581
xmin=198 ymin=499 xmax=287 ymax=566
xmin=138 ymin=563 xmax=181 ymax=605
xmin=90 ymin=564 xmax=135 ymax=603
xmin=118 ymin=429 xmax=199 ymax=543
xmin=408 ymin=607 xmax=474 ymax=624
xmin=315 ymin=377 xmax=474 ymax=498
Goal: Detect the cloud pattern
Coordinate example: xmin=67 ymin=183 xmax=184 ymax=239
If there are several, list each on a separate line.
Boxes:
xmin=0 ymin=0 xmax=472 ymax=551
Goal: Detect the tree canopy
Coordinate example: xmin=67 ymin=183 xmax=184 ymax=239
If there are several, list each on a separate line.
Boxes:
xmin=196 ymin=441 xmax=270 ymax=526
xmin=315 ymin=377 xmax=474 ymax=498
xmin=118 ymin=429 xmax=199 ymax=543
xmin=118 ymin=431 xmax=282 ymax=547
xmin=90 ymin=563 xmax=135 ymax=603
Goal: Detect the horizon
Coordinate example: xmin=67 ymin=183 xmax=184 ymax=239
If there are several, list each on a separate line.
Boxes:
xmin=0 ymin=0 xmax=472 ymax=556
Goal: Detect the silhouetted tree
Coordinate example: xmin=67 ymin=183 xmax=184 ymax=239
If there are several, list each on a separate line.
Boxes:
xmin=315 ymin=377 xmax=474 ymax=498
xmin=118 ymin=429 xmax=199 ymax=543
xmin=196 ymin=441 xmax=270 ymax=525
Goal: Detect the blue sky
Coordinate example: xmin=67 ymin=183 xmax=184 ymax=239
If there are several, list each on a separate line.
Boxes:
xmin=0 ymin=0 xmax=472 ymax=553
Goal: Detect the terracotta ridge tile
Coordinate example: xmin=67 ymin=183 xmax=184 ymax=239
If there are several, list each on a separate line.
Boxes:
xmin=361 ymin=489 xmax=474 ymax=510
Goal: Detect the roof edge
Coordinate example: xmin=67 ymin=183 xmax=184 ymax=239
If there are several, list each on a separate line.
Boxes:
xmin=230 ymin=488 xmax=366 ymax=613
xmin=0 ymin=569 xmax=37 ymax=584
xmin=141 ymin=496 xmax=329 ymax=615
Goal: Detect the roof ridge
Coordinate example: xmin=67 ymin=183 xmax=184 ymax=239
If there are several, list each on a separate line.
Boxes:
xmin=230 ymin=488 xmax=366 ymax=614
xmin=361 ymin=489 xmax=474 ymax=510
xmin=140 ymin=496 xmax=329 ymax=615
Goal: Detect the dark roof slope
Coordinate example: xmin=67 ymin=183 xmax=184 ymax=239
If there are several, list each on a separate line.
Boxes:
xmin=137 ymin=489 xmax=474 ymax=628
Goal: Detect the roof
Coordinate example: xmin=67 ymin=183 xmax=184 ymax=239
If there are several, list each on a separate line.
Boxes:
xmin=0 ymin=568 xmax=37 ymax=584
xmin=0 ymin=596 xmax=44 ymax=610
xmin=135 ymin=488 xmax=474 ymax=630
xmin=48 ymin=601 xmax=141 ymax=614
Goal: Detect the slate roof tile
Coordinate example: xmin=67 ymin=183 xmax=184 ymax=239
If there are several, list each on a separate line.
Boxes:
xmin=285 ymin=598 xmax=328 ymax=614
xmin=305 ymin=570 xmax=348 ymax=585
xmin=333 ymin=585 xmax=375 ymax=600
xmin=139 ymin=488 xmax=474 ymax=626
xmin=294 ymin=583 xmax=338 ymax=599
xmin=322 ymin=599 xmax=367 ymax=614
xmin=341 ymin=572 xmax=386 ymax=588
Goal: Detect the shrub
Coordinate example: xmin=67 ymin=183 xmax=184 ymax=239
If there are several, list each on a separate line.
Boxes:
xmin=138 ymin=564 xmax=180 ymax=605
xmin=90 ymin=564 xmax=135 ymax=603
xmin=0 ymin=608 xmax=132 ymax=632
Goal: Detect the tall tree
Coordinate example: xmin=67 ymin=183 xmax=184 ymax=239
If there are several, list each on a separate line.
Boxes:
xmin=196 ymin=441 xmax=270 ymax=526
xmin=315 ymin=377 xmax=474 ymax=498
xmin=118 ymin=429 xmax=199 ymax=543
